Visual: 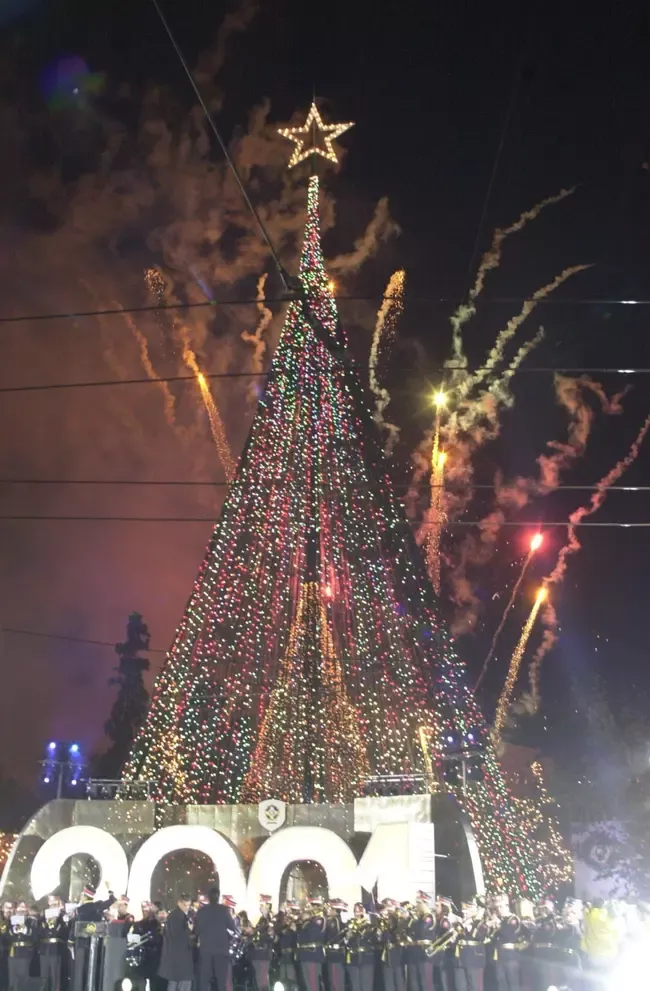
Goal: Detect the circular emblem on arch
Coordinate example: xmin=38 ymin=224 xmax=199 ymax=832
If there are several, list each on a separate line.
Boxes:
xmin=30 ymin=825 xmax=129 ymax=900
xmin=127 ymin=825 xmax=246 ymax=918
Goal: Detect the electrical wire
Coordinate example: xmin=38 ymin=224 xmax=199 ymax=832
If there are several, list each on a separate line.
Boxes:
xmin=1 ymin=626 xmax=167 ymax=653
xmin=0 ymin=479 xmax=648 ymax=491
xmin=149 ymin=0 xmax=290 ymax=291
xmin=2 ymin=366 xmax=650 ymax=397
xmin=0 ymin=515 xmax=646 ymax=526
xmin=463 ymin=26 xmax=528 ymax=296
xmin=1 ymin=295 xmax=650 ymax=328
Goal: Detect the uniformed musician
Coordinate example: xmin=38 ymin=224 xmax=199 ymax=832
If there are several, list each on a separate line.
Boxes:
xmin=379 ymin=899 xmax=406 ymax=991
xmin=432 ymin=897 xmax=457 ymax=991
xmin=453 ymin=902 xmax=488 ymax=991
xmin=37 ymin=896 xmax=69 ymax=991
xmin=7 ymin=900 xmax=36 ymax=991
xmin=295 ymin=899 xmax=325 ymax=991
xmin=492 ymin=898 xmax=527 ymax=991
xmin=275 ymin=904 xmax=298 ymax=991
xmin=345 ymin=903 xmax=376 ymax=991
xmin=324 ymin=899 xmax=347 ymax=991
xmin=249 ymin=896 xmax=274 ymax=991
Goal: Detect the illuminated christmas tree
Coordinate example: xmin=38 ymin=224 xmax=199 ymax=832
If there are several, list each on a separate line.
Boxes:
xmin=125 ymin=104 xmax=546 ymax=896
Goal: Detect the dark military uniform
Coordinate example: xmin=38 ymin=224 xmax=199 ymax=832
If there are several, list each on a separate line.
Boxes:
xmin=345 ymin=916 xmax=376 ymax=991
xmin=407 ymin=911 xmax=436 ymax=991
xmin=0 ymin=914 xmax=11 ymax=991
xmin=432 ymin=916 xmax=456 ymax=991
xmin=71 ymin=897 xmax=115 ymax=991
xmin=324 ymin=915 xmax=346 ymax=991
xmin=380 ymin=913 xmax=406 ymax=991
xmin=453 ymin=921 xmax=488 ymax=991
xmin=492 ymin=917 xmax=526 ymax=991
xmin=296 ymin=915 xmax=325 ymax=991
xmin=530 ymin=918 xmax=565 ymax=991
xmin=37 ymin=911 xmax=69 ymax=991
xmin=276 ymin=919 xmax=298 ymax=991
xmin=132 ymin=914 xmax=163 ymax=991
xmin=7 ymin=914 xmax=36 ymax=990
xmin=249 ymin=915 xmax=274 ymax=991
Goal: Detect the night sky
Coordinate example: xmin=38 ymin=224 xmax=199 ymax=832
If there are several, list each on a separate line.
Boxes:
xmin=1 ymin=0 xmax=649 ymax=799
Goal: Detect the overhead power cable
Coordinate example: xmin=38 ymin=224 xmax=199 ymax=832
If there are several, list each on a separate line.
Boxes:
xmin=0 ymin=515 xmax=646 ymax=526
xmin=1 ymin=295 xmax=650 ymax=328
xmin=2 ymin=366 xmax=650 ymax=397
xmin=149 ymin=0 xmax=290 ymax=291
xmin=0 ymin=479 xmax=648 ymax=492
xmin=2 ymin=626 xmax=167 ymax=653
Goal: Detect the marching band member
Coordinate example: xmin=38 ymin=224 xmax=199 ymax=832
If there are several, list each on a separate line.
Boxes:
xmin=295 ymin=899 xmax=325 ymax=991
xmin=530 ymin=902 xmax=566 ymax=991
xmin=453 ymin=901 xmax=489 ymax=991
xmin=379 ymin=899 xmax=406 ymax=991
xmin=7 ymin=900 xmax=36 ymax=991
xmin=276 ymin=903 xmax=298 ymax=991
xmin=345 ymin=903 xmax=376 ymax=991
xmin=37 ymin=896 xmax=69 ymax=991
xmin=491 ymin=897 xmax=527 ymax=991
xmin=432 ymin=897 xmax=457 ymax=991
xmin=324 ymin=899 xmax=347 ymax=991
xmin=0 ymin=902 xmax=13 ymax=991
xmin=248 ymin=896 xmax=274 ymax=991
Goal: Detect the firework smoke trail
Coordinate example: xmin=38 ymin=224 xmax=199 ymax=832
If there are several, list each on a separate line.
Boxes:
xmin=424 ymin=451 xmax=447 ymax=595
xmin=474 ymin=533 xmax=543 ymax=691
xmin=369 ymin=269 xmax=405 ymax=453
xmin=449 ymin=187 xmax=576 ymax=368
xmin=241 ymin=273 xmax=273 ymax=391
xmin=115 ymin=304 xmax=178 ymax=428
xmin=447 ymin=372 xmax=603 ymax=636
xmin=492 ymin=586 xmax=547 ymax=748
xmin=524 ymin=410 xmax=650 ymax=711
xmin=490 ymin=327 xmax=545 ymax=406
xmin=179 ymin=338 xmax=236 ymax=480
xmin=457 ymin=265 xmax=591 ymax=401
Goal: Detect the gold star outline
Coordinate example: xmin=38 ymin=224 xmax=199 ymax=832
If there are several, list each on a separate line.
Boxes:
xmin=278 ymin=102 xmax=354 ymax=169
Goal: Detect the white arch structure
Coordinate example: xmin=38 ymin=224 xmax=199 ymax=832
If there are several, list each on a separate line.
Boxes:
xmin=30 ymin=825 xmax=129 ymax=900
xmin=127 ymin=825 xmax=247 ymax=919
xmin=246 ymin=825 xmax=361 ymax=914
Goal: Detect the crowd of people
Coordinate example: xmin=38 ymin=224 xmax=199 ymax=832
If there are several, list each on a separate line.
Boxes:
xmin=0 ymin=886 xmax=647 ymax=991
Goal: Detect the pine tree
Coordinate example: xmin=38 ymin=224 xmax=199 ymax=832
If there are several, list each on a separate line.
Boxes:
xmin=98 ymin=613 xmax=151 ymax=779
xmin=125 ymin=151 xmax=546 ymax=895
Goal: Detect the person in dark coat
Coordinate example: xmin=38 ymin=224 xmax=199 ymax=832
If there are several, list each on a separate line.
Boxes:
xmin=295 ymin=900 xmax=325 ymax=991
xmin=193 ymin=888 xmax=237 ymax=991
xmin=72 ymin=886 xmax=116 ymax=991
xmin=159 ymin=896 xmax=195 ymax=991
xmin=37 ymin=897 xmax=69 ymax=991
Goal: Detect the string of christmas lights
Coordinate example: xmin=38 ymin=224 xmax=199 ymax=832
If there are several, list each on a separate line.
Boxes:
xmin=124 ymin=175 xmax=546 ymax=897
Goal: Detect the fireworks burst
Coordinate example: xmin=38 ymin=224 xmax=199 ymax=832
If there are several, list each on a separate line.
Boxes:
xmin=449 ymin=186 xmax=577 ymax=369
xmin=144 ymin=266 xmax=166 ymax=301
xmin=524 ymin=410 xmax=650 ymax=712
xmin=458 ymin=265 xmax=591 ymax=403
xmin=120 ymin=307 xmax=177 ymax=428
xmin=181 ymin=343 xmax=235 ymax=481
xmin=369 ymin=269 xmax=405 ymax=453
xmin=475 ymin=532 xmax=543 ymax=691
xmin=241 ymin=273 xmax=273 ymax=396
xmin=492 ymin=586 xmax=547 ymax=749
xmin=422 ymin=390 xmax=448 ymax=594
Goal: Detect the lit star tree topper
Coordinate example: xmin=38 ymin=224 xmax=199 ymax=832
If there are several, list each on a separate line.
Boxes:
xmin=278 ymin=102 xmax=354 ymax=168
